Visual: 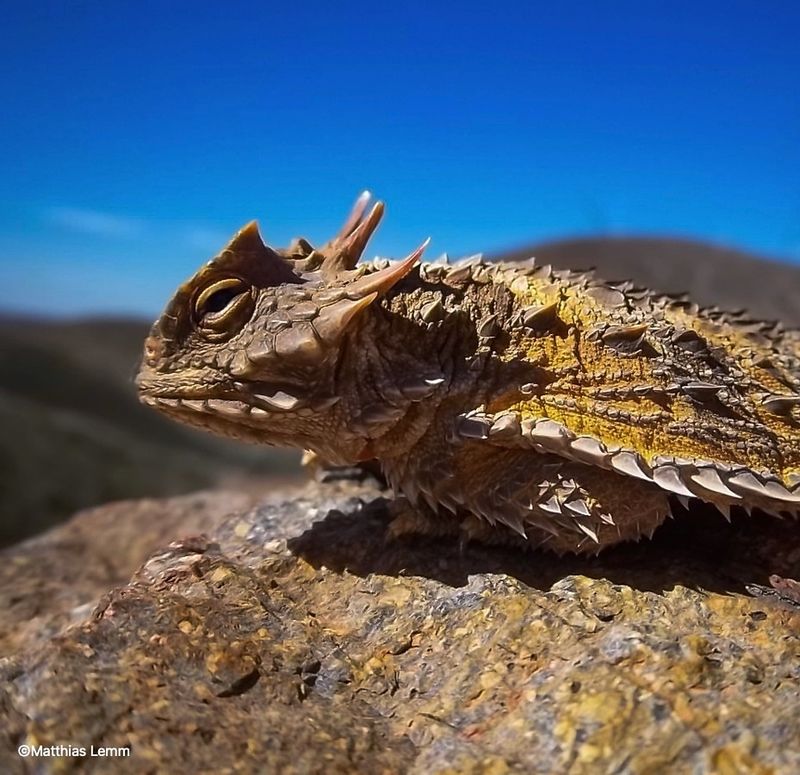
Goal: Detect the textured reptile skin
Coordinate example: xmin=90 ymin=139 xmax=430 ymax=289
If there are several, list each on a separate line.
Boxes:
xmin=137 ymin=194 xmax=800 ymax=553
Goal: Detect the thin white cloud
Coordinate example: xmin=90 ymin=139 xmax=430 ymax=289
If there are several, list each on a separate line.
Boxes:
xmin=182 ymin=226 xmax=231 ymax=252
xmin=44 ymin=207 xmax=145 ymax=238
xmin=43 ymin=207 xmax=234 ymax=253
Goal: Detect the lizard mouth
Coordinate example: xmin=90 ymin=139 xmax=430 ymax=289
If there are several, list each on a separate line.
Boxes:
xmin=138 ymin=392 xmax=286 ymax=446
xmin=140 ymin=382 xmax=301 ymax=414
xmin=138 ymin=384 xmax=335 ymax=447
xmin=137 ymin=389 xmax=299 ymax=446
xmin=138 ymin=380 xmax=340 ymax=422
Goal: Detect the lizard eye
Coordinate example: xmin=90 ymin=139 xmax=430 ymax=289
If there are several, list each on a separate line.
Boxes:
xmin=193 ymin=278 xmax=253 ymax=338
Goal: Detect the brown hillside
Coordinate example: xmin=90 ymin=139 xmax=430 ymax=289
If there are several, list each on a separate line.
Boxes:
xmin=495 ymin=236 xmax=799 ymax=327
xmin=0 ymin=317 xmax=299 ymax=547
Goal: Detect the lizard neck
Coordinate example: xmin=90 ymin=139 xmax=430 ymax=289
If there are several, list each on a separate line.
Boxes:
xmin=333 ymin=277 xmax=498 ymax=462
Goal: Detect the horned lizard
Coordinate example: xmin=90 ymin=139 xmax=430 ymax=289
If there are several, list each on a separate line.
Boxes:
xmin=136 ymin=193 xmax=800 ymax=553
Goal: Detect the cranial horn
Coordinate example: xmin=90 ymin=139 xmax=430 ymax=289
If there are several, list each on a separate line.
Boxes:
xmin=224 ymin=220 xmax=267 ymax=254
xmin=338 ymin=201 xmax=385 ymax=266
xmin=333 ymin=190 xmax=372 ymax=242
xmin=346 ymin=238 xmax=429 ymax=298
xmin=314 ymin=239 xmax=428 ymax=342
xmin=313 ymin=293 xmax=378 ymax=343
xmin=321 ymin=193 xmax=386 ymax=275
xmin=212 ymin=220 xmax=300 ymax=286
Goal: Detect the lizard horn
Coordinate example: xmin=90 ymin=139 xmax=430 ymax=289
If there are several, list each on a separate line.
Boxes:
xmin=347 ymin=238 xmax=429 ymax=297
xmin=212 ymin=220 xmax=299 ymax=286
xmin=314 ymin=239 xmax=429 ymax=344
xmin=223 ymin=220 xmax=266 ymax=253
xmin=322 ymin=193 xmax=386 ymax=275
xmin=333 ymin=190 xmax=372 ymax=242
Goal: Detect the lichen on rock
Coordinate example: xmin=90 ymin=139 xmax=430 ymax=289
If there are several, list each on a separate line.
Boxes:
xmin=1 ymin=476 xmax=799 ymax=773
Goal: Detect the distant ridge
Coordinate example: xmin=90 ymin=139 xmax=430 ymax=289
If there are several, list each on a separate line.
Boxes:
xmin=495 ymin=236 xmax=799 ymax=327
xmin=0 ymin=317 xmax=298 ymax=546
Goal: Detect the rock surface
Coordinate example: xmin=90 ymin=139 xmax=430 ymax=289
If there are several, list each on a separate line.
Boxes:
xmin=2 ymin=475 xmax=800 ymax=774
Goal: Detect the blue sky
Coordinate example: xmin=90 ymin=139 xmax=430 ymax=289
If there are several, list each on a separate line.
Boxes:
xmin=0 ymin=1 xmax=798 ymax=317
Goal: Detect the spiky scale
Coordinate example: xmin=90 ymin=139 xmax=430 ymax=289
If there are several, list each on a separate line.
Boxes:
xmin=137 ymin=193 xmax=800 ymax=554
xmin=690 ymin=468 xmax=741 ymax=500
xmin=489 ymin=413 xmax=521 ymax=439
xmin=652 ymin=466 xmax=696 ymax=498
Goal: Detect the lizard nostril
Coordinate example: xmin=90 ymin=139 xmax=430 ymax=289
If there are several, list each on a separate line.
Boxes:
xmin=144 ymin=337 xmax=164 ymax=367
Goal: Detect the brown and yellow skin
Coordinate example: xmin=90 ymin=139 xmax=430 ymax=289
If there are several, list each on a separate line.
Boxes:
xmin=137 ymin=194 xmax=800 ymax=554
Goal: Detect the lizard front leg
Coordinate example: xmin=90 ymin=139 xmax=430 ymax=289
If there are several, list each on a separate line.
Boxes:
xmin=384 ymin=443 xmax=672 ymax=554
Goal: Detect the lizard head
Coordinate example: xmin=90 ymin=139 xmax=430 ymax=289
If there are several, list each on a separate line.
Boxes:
xmin=136 ymin=193 xmax=426 ymax=455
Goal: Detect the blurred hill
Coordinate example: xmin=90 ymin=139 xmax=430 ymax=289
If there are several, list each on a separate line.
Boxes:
xmin=0 ymin=316 xmax=300 ymax=547
xmin=496 ymin=236 xmax=799 ymax=327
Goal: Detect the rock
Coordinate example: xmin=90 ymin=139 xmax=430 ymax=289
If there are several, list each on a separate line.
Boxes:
xmin=0 ymin=491 xmax=257 ymax=658
xmin=2 ymin=476 xmax=800 ymax=773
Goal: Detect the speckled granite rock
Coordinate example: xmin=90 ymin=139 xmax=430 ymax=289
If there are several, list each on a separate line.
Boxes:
xmin=2 ymin=476 xmax=799 ymax=774
xmin=0 ymin=491 xmax=258 ymax=658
